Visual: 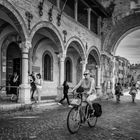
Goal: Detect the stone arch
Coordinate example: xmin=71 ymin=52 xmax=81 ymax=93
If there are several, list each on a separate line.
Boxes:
xmin=87 ymin=46 xmax=100 ymax=66
xmin=30 ymin=21 xmax=64 ymax=53
xmin=0 ymin=0 xmax=28 ymax=41
xmin=103 ymin=13 xmax=140 ymax=54
xmin=65 ymin=36 xmax=86 ymax=60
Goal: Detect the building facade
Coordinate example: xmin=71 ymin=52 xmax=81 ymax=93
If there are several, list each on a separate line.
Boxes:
xmin=0 ymin=0 xmax=110 ymax=103
xmin=1 ymin=0 xmax=140 ymax=104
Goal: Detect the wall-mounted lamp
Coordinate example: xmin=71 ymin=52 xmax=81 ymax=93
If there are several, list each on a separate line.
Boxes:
xmin=57 ymin=0 xmax=67 ymax=26
xmin=57 ymin=13 xmax=62 ymax=26
xmin=48 ymin=5 xmax=54 ymax=22
xmin=25 ymin=11 xmax=33 ymax=30
xmin=55 ymin=51 xmax=60 ymax=58
xmin=38 ymin=0 xmax=45 ymax=16
xmin=62 ymin=30 xmax=67 ymax=43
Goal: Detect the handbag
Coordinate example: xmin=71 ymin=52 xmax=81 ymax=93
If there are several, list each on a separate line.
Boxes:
xmin=131 ymin=89 xmax=137 ymax=94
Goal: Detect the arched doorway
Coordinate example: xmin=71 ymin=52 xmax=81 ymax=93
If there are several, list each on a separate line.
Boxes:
xmin=87 ymin=47 xmax=100 ymax=86
xmin=86 ymin=54 xmax=97 ymax=82
xmin=66 ymin=39 xmax=85 ymax=85
xmin=31 ymin=23 xmax=63 ymax=97
xmin=6 ymin=42 xmax=21 ymax=92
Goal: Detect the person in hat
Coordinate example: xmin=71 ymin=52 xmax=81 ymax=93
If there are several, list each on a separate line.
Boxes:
xmin=72 ymin=69 xmax=96 ymax=109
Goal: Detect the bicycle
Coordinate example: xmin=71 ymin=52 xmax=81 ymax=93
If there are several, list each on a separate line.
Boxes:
xmin=67 ymin=91 xmax=98 ymax=134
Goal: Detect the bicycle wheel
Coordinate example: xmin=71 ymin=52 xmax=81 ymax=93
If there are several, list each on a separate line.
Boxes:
xmin=67 ymin=107 xmax=81 ymax=134
xmin=86 ymin=105 xmax=97 ymax=127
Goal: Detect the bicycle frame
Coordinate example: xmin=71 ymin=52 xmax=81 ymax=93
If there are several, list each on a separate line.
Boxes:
xmin=67 ymin=91 xmax=98 ymax=134
xmin=71 ymin=92 xmax=92 ymax=122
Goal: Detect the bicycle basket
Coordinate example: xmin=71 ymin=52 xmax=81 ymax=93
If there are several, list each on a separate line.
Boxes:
xmin=71 ymin=98 xmax=81 ymax=105
xmin=76 ymin=86 xmax=84 ymax=93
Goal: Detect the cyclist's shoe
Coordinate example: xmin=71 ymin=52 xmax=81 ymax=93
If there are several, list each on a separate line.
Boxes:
xmin=58 ymin=102 xmax=62 ymax=105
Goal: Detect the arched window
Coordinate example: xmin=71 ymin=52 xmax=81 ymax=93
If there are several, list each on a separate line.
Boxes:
xmin=65 ymin=58 xmax=72 ymax=82
xmin=43 ymin=51 xmax=53 ymax=81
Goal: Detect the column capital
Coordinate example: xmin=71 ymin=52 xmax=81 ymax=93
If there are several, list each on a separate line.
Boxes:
xmin=80 ymin=60 xmax=87 ymax=65
xmin=19 ymin=41 xmax=32 ymax=51
xmin=59 ymin=53 xmax=66 ymax=61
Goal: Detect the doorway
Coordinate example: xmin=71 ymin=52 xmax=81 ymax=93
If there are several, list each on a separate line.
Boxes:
xmin=6 ymin=42 xmax=21 ymax=94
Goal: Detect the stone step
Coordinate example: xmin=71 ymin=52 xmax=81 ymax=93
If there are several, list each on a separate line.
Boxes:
xmin=0 ymin=99 xmax=58 ymax=111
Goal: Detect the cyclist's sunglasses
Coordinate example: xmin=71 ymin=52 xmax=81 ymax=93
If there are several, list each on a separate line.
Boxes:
xmin=83 ymin=73 xmax=89 ymax=76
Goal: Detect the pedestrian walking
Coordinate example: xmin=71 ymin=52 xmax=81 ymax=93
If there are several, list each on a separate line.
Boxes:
xmin=35 ymin=73 xmax=42 ymax=103
xmin=58 ymin=80 xmax=71 ymax=107
xmin=129 ymin=83 xmax=137 ymax=103
xmin=115 ymin=82 xmax=123 ymax=103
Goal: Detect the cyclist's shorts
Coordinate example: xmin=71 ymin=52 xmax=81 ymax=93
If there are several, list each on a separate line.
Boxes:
xmin=87 ymin=94 xmax=97 ymax=102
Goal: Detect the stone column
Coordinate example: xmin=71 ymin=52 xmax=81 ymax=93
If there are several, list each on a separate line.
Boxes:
xmin=87 ymin=8 xmax=91 ymax=30
xmin=81 ymin=60 xmax=87 ymax=76
xmin=74 ymin=0 xmax=78 ymax=21
xmin=112 ymin=57 xmax=116 ymax=94
xmin=96 ymin=66 xmax=102 ymax=97
xmin=56 ymin=54 xmax=65 ymax=101
xmin=59 ymin=56 xmax=65 ymax=85
xmin=18 ymin=41 xmax=31 ymax=104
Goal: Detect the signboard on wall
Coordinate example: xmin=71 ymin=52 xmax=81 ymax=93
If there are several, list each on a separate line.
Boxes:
xmin=32 ymin=66 xmax=40 ymax=73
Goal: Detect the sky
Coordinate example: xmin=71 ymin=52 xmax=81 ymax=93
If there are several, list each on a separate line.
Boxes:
xmin=116 ymin=29 xmax=140 ymax=64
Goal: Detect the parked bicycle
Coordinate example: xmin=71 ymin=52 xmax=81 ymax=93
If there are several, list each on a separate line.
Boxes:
xmin=67 ymin=91 xmax=102 ymax=134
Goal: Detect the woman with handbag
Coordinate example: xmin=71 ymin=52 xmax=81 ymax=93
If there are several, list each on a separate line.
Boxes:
xmin=129 ymin=83 xmax=137 ymax=103
xmin=35 ymin=73 xmax=42 ymax=103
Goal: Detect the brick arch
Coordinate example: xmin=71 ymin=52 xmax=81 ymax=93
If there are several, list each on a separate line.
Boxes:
xmin=87 ymin=46 xmax=100 ymax=66
xmin=0 ymin=0 xmax=28 ymax=41
xmin=103 ymin=13 xmax=140 ymax=54
xmin=65 ymin=36 xmax=86 ymax=60
xmin=30 ymin=21 xmax=64 ymax=53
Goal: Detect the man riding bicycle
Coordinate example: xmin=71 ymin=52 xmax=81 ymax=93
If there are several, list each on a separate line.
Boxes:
xmin=71 ymin=69 xmax=97 ymax=110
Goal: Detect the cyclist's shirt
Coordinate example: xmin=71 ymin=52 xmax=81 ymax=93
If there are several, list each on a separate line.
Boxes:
xmin=80 ymin=77 xmax=95 ymax=94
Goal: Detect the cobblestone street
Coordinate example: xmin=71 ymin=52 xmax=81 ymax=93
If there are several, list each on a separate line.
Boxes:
xmin=0 ymin=94 xmax=140 ymax=140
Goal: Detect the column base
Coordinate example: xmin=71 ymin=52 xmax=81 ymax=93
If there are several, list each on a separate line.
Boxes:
xmin=18 ymin=84 xmax=31 ymax=104
xmin=55 ymin=85 xmax=63 ymax=101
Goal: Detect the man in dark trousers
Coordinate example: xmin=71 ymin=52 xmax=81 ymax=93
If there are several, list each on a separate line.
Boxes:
xmin=58 ymin=80 xmax=71 ymax=107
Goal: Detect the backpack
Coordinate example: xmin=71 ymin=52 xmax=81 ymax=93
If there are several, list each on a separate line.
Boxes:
xmin=92 ymin=103 xmax=102 ymax=117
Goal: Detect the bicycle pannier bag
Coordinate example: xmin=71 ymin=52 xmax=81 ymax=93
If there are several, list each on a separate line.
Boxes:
xmin=92 ymin=103 xmax=102 ymax=117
